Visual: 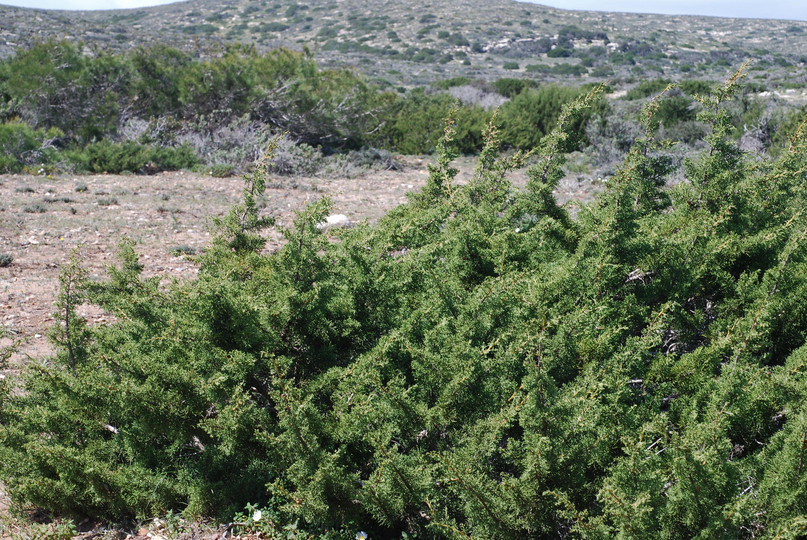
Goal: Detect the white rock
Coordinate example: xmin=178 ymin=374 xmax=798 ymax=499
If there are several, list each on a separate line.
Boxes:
xmin=317 ymin=214 xmax=352 ymax=230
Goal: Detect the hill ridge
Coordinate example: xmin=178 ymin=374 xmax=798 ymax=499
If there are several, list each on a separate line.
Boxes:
xmin=0 ymin=0 xmax=805 ymax=87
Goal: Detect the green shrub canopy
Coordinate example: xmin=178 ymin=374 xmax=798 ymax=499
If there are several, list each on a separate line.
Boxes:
xmin=2 ymin=73 xmax=807 ymax=538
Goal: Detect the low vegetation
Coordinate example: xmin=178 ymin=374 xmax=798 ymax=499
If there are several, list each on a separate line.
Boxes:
xmin=0 ymin=41 xmax=608 ymax=173
xmin=2 ymin=72 xmax=807 ymax=538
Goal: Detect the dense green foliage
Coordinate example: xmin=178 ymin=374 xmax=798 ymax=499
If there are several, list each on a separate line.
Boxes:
xmin=0 ymin=41 xmax=385 ymax=148
xmin=0 ymin=41 xmax=606 ymax=169
xmin=0 ymin=121 xmax=63 ymax=173
xmin=375 ymin=89 xmax=491 ymax=154
xmin=625 ymin=78 xmax=715 ymax=101
xmin=4 ymin=73 xmax=807 ymax=538
xmin=498 ymin=85 xmax=606 ymax=150
xmin=60 ymin=140 xmax=197 ymax=174
xmin=0 ymin=119 xmax=198 ymax=174
xmin=0 ymin=41 xmax=392 ymax=172
xmin=378 ymin=84 xmax=605 ymax=154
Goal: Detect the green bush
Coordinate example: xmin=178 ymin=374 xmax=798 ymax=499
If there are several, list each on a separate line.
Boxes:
xmin=0 ymin=43 xmax=392 ymax=154
xmin=627 ymin=78 xmax=716 ymax=101
xmin=66 ymin=141 xmax=198 ymax=174
xmin=498 ymin=84 xmax=607 ymax=150
xmin=492 ymin=77 xmax=536 ymax=98
xmin=625 ymin=78 xmax=672 ymax=100
xmin=5 ymin=72 xmax=807 ymax=539
xmin=680 ymin=79 xmax=716 ymax=96
xmin=374 ymin=89 xmax=491 ymax=154
xmin=23 ymin=203 xmax=47 ymax=213
xmin=551 ymin=63 xmax=588 ymax=76
xmin=129 ymin=45 xmax=191 ymax=118
xmin=547 ymin=46 xmax=572 ymax=58
xmin=0 ymin=41 xmax=133 ymax=141
xmin=655 ymin=94 xmax=697 ymax=127
xmin=0 ymin=121 xmax=63 ymax=173
xmin=433 ymin=76 xmax=473 ymax=90
xmin=525 ymin=63 xmax=551 ymax=73
xmin=209 ymin=163 xmax=236 ymax=177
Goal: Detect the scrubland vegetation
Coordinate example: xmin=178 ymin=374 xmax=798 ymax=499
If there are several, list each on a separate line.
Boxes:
xmin=0 ymin=41 xmax=611 ymax=176
xmin=1 ymin=40 xmax=804 ymax=186
xmin=2 ymin=60 xmax=807 ymax=538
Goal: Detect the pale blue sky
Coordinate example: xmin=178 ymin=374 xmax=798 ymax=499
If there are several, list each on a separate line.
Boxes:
xmin=0 ymin=0 xmax=179 ymax=9
xmin=0 ymin=0 xmax=805 ymax=21
xmin=530 ymin=1 xmax=807 ymax=21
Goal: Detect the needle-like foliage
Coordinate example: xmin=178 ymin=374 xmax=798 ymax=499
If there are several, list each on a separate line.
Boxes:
xmin=2 ymin=70 xmax=807 ymax=538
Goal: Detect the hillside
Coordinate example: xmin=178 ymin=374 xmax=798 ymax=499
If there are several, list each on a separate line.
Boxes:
xmin=1 ymin=0 xmax=806 ymax=88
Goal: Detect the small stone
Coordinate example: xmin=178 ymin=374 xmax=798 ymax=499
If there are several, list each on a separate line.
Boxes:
xmin=317 ymin=214 xmax=352 ymax=230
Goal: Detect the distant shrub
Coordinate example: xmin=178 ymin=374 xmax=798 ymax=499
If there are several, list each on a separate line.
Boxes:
xmin=285 ymin=3 xmax=306 ymax=17
xmin=587 ymin=45 xmax=607 ymax=57
xmin=264 ymin=135 xmax=325 ymax=176
xmin=0 ymin=121 xmax=63 ymax=173
xmin=0 ymin=42 xmax=391 ymax=156
xmin=578 ymin=54 xmax=594 ymax=67
xmin=433 ymin=76 xmax=473 ymax=90
xmin=209 ymin=164 xmax=236 ymax=178
xmin=444 ymin=32 xmax=470 ymax=47
xmin=655 ymin=95 xmax=697 ymax=127
xmin=558 ymin=24 xmax=609 ymax=42
xmin=625 ymin=78 xmax=672 ymax=100
xmin=547 ymin=46 xmax=572 ymax=58
xmin=499 ymin=85 xmax=607 ymax=150
xmin=502 ymin=61 xmax=520 ymax=70
xmin=0 ymin=253 xmax=12 ymax=267
xmin=551 ymin=63 xmax=588 ymax=76
xmin=23 ymin=203 xmax=47 ymax=213
xmin=492 ymin=77 xmax=537 ymax=98
xmin=67 ymin=141 xmax=198 ymax=174
xmin=680 ymin=79 xmax=715 ymax=96
xmin=262 ymin=22 xmax=289 ymax=32
xmin=374 ymin=89 xmax=491 ymax=154
xmin=662 ymin=119 xmax=709 ymax=144
xmin=525 ymin=63 xmax=551 ymax=73
xmin=339 ymin=147 xmax=402 ymax=173
xmin=590 ymin=64 xmax=615 ymax=77
xmin=316 ymin=27 xmax=339 ymax=39
xmin=170 ymin=245 xmax=197 ymax=256
xmin=609 ymin=51 xmax=636 ymax=65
